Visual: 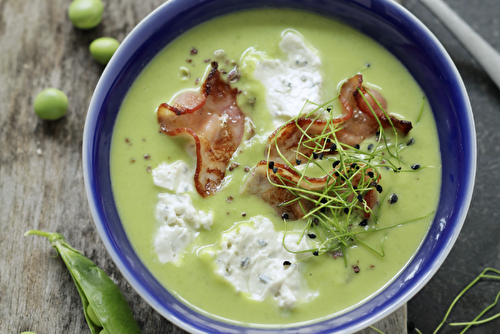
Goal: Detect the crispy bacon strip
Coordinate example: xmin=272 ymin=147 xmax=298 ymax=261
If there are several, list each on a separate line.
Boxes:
xmin=157 ymin=62 xmax=245 ymax=197
xmin=241 ymin=161 xmax=379 ymax=220
xmin=267 ymin=74 xmax=412 ymax=163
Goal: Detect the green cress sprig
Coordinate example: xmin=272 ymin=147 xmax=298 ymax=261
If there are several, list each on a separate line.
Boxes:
xmin=25 ymin=230 xmax=141 ymax=334
xmin=372 ymin=268 xmax=500 ymax=333
xmin=267 ymin=95 xmax=427 ymax=263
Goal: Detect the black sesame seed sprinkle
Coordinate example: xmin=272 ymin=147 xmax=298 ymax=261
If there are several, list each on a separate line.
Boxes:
xmin=357 ymin=194 xmax=364 ymax=202
xmin=312 ymin=152 xmax=318 ymax=159
xmin=296 ymin=159 xmax=302 ymax=165
xmin=308 ymin=233 xmax=317 ymax=239
xmin=313 ymin=251 xmax=319 ymax=256
xmin=367 ymin=144 xmax=374 ymax=150
xmin=407 ymin=138 xmax=415 ymax=146
xmin=283 ymin=261 xmax=291 ymax=266
xmin=354 ymin=144 xmax=360 ymax=150
xmin=272 ymin=167 xmax=278 ymax=173
xmin=376 ymin=185 xmax=383 ymax=193
xmin=411 ymin=164 xmax=421 ymax=170
xmin=390 ymin=193 xmax=399 ymax=204
xmin=344 ymin=208 xmax=349 ymax=214
xmin=281 ymin=213 xmax=289 ymax=220
xmin=319 ymin=152 xmax=324 ymax=160
xmin=330 ymin=143 xmax=337 ymax=152
xmin=268 ymin=161 xmax=274 ymax=169
xmin=367 ymin=171 xmax=375 ymax=178
xmin=332 ymin=160 xmax=340 ymax=168
xmin=359 ymin=219 xmax=368 ymax=226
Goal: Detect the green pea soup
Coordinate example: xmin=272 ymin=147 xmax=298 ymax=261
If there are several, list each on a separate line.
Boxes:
xmin=110 ymin=9 xmax=441 ymax=326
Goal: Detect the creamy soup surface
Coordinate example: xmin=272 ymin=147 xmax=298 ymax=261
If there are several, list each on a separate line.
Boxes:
xmin=110 ymin=9 xmax=441 ymax=326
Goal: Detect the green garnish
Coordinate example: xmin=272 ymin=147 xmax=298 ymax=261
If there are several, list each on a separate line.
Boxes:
xmin=266 ymin=94 xmax=428 ymax=262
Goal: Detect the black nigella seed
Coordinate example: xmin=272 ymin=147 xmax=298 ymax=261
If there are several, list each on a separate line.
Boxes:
xmin=268 ymin=161 xmax=274 ymax=169
xmin=296 ymin=159 xmax=302 ymax=165
xmin=330 ymin=143 xmax=337 ymax=152
xmin=357 ymin=194 xmax=364 ymax=202
xmin=320 ymin=207 xmax=325 ymax=213
xmin=411 ymin=164 xmax=421 ymax=170
xmin=407 ymin=137 xmax=415 ymax=146
xmin=340 ymin=174 xmax=347 ymax=181
xmin=332 ymin=160 xmax=341 ymax=169
xmin=326 ymin=106 xmax=332 ymax=112
xmin=313 ymin=251 xmax=319 ymax=256
xmin=351 ymin=163 xmax=357 ymax=169
xmin=359 ymin=219 xmax=368 ymax=227
xmin=367 ymin=144 xmax=374 ymax=150
xmin=376 ymin=131 xmax=380 ymax=137
xmin=319 ymin=153 xmax=324 ymax=160
xmin=273 ymin=167 xmax=278 ymax=173
xmin=312 ymin=152 xmax=318 ymax=159
xmin=326 ymin=138 xmax=331 ymax=143
xmin=390 ymin=193 xmax=399 ymax=204
xmin=283 ymin=261 xmax=291 ymax=266
xmin=376 ymin=185 xmax=383 ymax=193
xmin=344 ymin=208 xmax=349 ymax=214
xmin=312 ymin=218 xmax=319 ymax=225
xmin=334 ymin=171 xmax=340 ymax=177
xmin=281 ymin=213 xmax=289 ymax=220
xmin=308 ymin=233 xmax=317 ymax=239
xmin=367 ymin=171 xmax=375 ymax=178
xmin=353 ymin=185 xmax=358 ymax=190
xmin=354 ymin=144 xmax=360 ymax=150
xmin=320 ymin=198 xmax=327 ymax=204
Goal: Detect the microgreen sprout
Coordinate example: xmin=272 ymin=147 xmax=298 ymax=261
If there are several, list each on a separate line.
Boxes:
xmin=266 ymin=96 xmax=430 ymax=263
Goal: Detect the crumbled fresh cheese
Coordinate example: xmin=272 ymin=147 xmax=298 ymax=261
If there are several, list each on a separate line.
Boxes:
xmin=214 ymin=216 xmax=318 ymax=308
xmin=153 ymin=161 xmax=193 ymax=193
xmin=253 ymin=32 xmax=323 ymax=126
xmin=153 ymin=162 xmax=213 ymax=264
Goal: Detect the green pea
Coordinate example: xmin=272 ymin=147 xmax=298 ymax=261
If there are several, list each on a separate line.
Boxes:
xmin=68 ymin=0 xmax=104 ymax=29
xmin=89 ymin=37 xmax=120 ymax=65
xmin=87 ymin=304 xmax=102 ymax=327
xmin=33 ymin=88 xmax=68 ymax=120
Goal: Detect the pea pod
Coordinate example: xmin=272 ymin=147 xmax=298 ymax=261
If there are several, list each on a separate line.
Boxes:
xmin=25 ymin=230 xmax=141 ymax=334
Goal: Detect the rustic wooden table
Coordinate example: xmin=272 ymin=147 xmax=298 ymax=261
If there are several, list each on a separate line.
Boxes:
xmin=1 ymin=0 xmax=496 ymax=333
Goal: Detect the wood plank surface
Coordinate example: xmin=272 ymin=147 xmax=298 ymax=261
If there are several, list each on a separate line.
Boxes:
xmin=0 ymin=1 xmax=406 ymax=333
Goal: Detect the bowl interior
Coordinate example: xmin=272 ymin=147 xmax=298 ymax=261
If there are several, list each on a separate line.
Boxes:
xmin=83 ymin=0 xmax=476 ymax=333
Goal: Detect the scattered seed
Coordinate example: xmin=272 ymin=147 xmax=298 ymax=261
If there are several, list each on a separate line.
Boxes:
xmin=313 ymin=251 xmax=319 ymax=256
xmin=268 ymin=161 xmax=274 ymax=169
xmin=367 ymin=144 xmax=374 ymax=150
xmin=144 ymin=154 xmax=150 ymax=160
xmin=352 ymin=265 xmax=360 ymax=273
xmin=281 ymin=213 xmax=289 ymax=220
xmin=283 ymin=261 xmax=291 ymax=266
xmin=241 ymin=212 xmax=246 ymax=217
xmin=296 ymin=159 xmax=302 ymax=165
xmin=190 ymin=47 xmax=198 ymax=55
xmin=411 ymin=164 xmax=421 ymax=170
xmin=390 ymin=193 xmax=399 ymax=204
xmin=354 ymin=144 xmax=360 ymax=150
xmin=272 ymin=167 xmax=278 ymax=173
xmin=308 ymin=233 xmax=317 ymax=239
xmin=376 ymin=184 xmax=383 ymax=193
xmin=332 ymin=160 xmax=341 ymax=169
xmin=407 ymin=138 xmax=415 ymax=146
xmin=359 ymin=219 xmax=368 ymax=226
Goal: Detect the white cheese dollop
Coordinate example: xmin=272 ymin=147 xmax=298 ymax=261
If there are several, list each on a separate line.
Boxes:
xmin=214 ymin=216 xmax=317 ymax=308
xmin=253 ymin=32 xmax=323 ymax=126
xmin=153 ymin=162 xmax=213 ymax=264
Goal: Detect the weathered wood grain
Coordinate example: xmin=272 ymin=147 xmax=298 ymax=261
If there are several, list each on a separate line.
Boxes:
xmin=0 ymin=1 xmax=406 ymax=333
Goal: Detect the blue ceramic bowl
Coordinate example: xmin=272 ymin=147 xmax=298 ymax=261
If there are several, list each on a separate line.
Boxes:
xmin=83 ymin=0 xmax=476 ymax=332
